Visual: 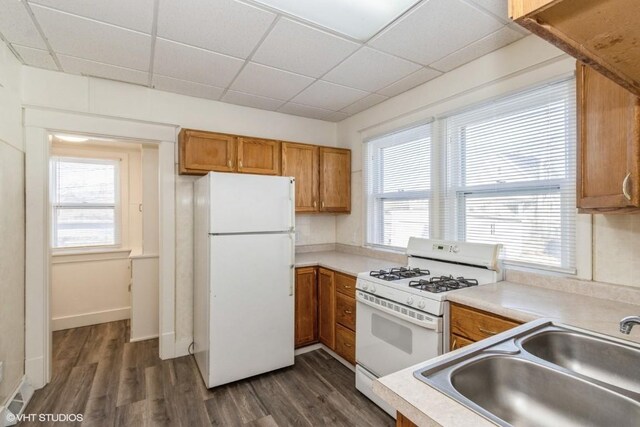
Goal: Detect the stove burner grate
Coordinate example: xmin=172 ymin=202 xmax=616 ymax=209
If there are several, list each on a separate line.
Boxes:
xmin=370 ymin=267 xmax=430 ymax=281
xmin=408 ymin=275 xmax=479 ymax=293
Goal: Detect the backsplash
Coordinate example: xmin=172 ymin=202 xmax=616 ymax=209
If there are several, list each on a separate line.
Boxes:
xmin=592 ymin=215 xmax=640 ymax=288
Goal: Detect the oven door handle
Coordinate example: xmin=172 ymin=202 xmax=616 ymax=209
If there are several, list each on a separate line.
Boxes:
xmin=356 ymin=295 xmax=441 ymax=332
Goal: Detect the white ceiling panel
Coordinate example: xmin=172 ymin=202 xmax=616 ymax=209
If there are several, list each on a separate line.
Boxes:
xmin=325 ymin=111 xmax=350 ymax=122
xmin=431 ymin=26 xmax=523 ymax=72
xmin=31 ymin=5 xmax=151 ymax=71
xmin=369 ymin=0 xmax=503 ymax=66
xmin=229 ymin=62 xmax=314 ymax=101
xmin=59 ymin=55 xmax=149 ymax=85
xmin=28 ymin=0 xmax=156 ymax=33
xmin=153 ymin=38 xmax=244 ymax=88
xmin=323 ymin=47 xmax=420 ymax=92
xmin=157 ymin=0 xmax=276 ymax=59
xmin=222 ymin=90 xmax=285 ymax=111
xmin=377 ymin=67 xmax=441 ymax=97
xmin=152 ymin=75 xmax=225 ymax=100
xmin=0 ymin=0 xmax=46 ymax=49
xmin=291 ymin=80 xmax=368 ymax=111
xmin=13 ymin=45 xmax=57 ymax=70
xmin=467 ymin=0 xmax=509 ymax=22
xmin=278 ymin=102 xmax=334 ymax=121
xmin=252 ymin=18 xmax=360 ymax=78
xmin=341 ymin=93 xmax=387 ymax=115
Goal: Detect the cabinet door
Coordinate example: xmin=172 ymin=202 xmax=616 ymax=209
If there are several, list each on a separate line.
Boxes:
xmin=319 ymin=147 xmax=351 ymax=213
xmin=450 ymin=333 xmax=474 ymax=351
xmin=179 ymin=130 xmax=236 ymax=175
xmin=282 ymin=142 xmax=319 ymax=212
xmin=577 ymin=62 xmax=640 ymax=211
xmin=318 ymin=268 xmax=335 ymax=349
xmin=237 ymin=137 xmax=281 ymax=175
xmin=335 ymin=324 xmax=355 ymax=365
xmin=295 ymin=267 xmax=318 ymax=348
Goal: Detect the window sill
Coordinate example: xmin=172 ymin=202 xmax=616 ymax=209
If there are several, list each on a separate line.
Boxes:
xmin=52 ymin=248 xmax=131 ymax=264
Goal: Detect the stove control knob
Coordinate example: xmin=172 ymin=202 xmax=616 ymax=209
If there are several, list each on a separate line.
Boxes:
xmin=370 ymin=285 xmax=377 ymax=293
xmin=418 ymin=300 xmax=426 ymax=309
xmin=452 ymin=245 xmax=460 ymax=253
xmin=362 ymin=283 xmax=369 ymax=291
xmin=406 ymin=297 xmax=414 ymax=306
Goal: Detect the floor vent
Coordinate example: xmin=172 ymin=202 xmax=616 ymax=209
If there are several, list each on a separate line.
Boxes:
xmin=1 ymin=377 xmax=34 ymax=427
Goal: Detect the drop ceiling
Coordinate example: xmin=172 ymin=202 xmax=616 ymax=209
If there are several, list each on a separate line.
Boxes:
xmin=0 ymin=0 xmax=528 ymax=122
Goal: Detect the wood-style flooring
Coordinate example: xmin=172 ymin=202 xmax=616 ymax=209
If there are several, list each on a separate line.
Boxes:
xmin=20 ymin=321 xmax=394 ymax=426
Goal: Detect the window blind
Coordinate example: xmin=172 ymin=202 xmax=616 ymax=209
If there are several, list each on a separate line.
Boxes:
xmin=440 ymin=78 xmax=576 ymax=272
xmin=50 ymin=157 xmax=120 ymax=249
xmin=365 ymin=123 xmax=431 ymax=249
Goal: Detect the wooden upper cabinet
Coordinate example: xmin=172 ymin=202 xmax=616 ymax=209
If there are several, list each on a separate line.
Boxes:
xmin=577 ymin=62 xmax=640 ymax=212
xmin=179 ymin=129 xmax=236 ymax=175
xmin=509 ymin=0 xmax=640 ymax=97
xmin=318 ymin=268 xmax=335 ymax=350
xmin=281 ymin=142 xmax=319 ymax=212
xmin=319 ymin=147 xmax=351 ymax=213
xmin=237 ymin=137 xmax=281 ymax=175
xmin=295 ymin=267 xmax=318 ymax=348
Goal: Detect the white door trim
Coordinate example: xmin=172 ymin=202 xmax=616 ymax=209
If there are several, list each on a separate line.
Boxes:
xmin=24 ymin=107 xmax=178 ymax=388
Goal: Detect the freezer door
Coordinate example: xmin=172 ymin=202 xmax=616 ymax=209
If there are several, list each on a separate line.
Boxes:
xmin=207 ymin=172 xmax=294 ymax=234
xmin=208 ymin=232 xmax=295 ymax=387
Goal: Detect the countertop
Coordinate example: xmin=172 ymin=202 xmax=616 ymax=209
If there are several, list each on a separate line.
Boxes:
xmin=373 ymin=280 xmax=640 ymax=427
xmin=295 ymin=250 xmax=394 ymax=276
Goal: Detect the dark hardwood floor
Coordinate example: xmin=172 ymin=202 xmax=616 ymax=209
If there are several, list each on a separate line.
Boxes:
xmin=20 ymin=321 xmax=394 ymax=426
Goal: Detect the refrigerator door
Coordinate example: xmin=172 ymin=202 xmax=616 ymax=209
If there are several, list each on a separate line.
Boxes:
xmin=208 ymin=232 xmax=295 ymax=387
xmin=207 ymin=172 xmax=294 ymax=234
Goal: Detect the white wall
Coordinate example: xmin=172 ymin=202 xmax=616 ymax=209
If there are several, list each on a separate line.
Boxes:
xmin=20 ymin=66 xmax=339 ymax=347
xmin=0 ymin=43 xmax=25 ymax=404
xmin=335 ymin=34 xmax=640 ymax=288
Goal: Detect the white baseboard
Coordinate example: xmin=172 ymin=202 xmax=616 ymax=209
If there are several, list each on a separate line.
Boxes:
xmin=294 ymin=343 xmax=322 ymax=356
xmin=52 ymin=307 xmax=130 ymax=331
xmin=129 ymin=334 xmax=159 ymax=343
xmin=159 ymin=332 xmax=176 ymax=360
xmin=294 ymin=343 xmax=355 ymax=372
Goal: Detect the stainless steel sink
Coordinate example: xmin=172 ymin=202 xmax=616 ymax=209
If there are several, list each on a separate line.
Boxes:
xmin=414 ymin=319 xmax=640 ymax=427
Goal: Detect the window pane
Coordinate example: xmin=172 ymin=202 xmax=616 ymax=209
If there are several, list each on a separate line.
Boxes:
xmin=464 ymin=193 xmax=563 ymax=267
xmin=54 ymin=208 xmax=116 ymax=248
xmin=382 ymin=199 xmax=429 ymax=248
xmin=381 ymin=138 xmax=430 ymax=192
xmin=54 ymin=160 xmax=116 ymax=204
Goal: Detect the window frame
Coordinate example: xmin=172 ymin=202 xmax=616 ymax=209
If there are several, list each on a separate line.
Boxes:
xmin=50 ymin=155 xmax=123 ymax=252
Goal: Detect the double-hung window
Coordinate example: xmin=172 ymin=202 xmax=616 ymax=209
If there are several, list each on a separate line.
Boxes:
xmin=50 ymin=157 xmax=120 ymax=249
xmin=441 ymin=78 xmax=577 ymax=272
xmin=365 ymin=123 xmax=431 ymax=249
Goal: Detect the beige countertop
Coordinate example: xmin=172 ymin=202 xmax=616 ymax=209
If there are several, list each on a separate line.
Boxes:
xmin=294 ymin=250 xmax=394 ymax=276
xmin=374 ymin=280 xmax=640 ymax=427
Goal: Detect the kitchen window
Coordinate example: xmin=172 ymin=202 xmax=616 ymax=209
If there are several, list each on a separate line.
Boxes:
xmin=50 ymin=157 xmax=120 ymax=249
xmin=365 ymin=123 xmax=431 ymax=249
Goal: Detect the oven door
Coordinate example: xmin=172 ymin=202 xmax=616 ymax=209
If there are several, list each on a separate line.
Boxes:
xmin=356 ymin=294 xmax=443 ymax=378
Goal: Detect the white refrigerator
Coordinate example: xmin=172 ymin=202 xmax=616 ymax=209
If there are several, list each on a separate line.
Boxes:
xmin=193 ymin=172 xmax=295 ymax=388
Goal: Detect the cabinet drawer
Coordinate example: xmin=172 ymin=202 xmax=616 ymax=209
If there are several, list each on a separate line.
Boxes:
xmin=335 ymin=324 xmax=355 ymax=365
xmin=336 ymin=293 xmax=355 ymax=331
xmin=450 ymin=333 xmax=474 ymax=351
xmin=335 ymin=272 xmax=356 ymax=298
xmin=450 ymin=303 xmax=519 ymax=342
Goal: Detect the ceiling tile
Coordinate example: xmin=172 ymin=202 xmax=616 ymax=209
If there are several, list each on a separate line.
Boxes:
xmin=152 ymin=75 xmax=225 ymax=100
xmin=59 ymin=54 xmax=149 ymax=85
xmin=29 ymin=0 xmax=155 ymax=33
xmin=369 ymin=0 xmax=503 ymax=65
xmin=431 ymin=26 xmax=524 ymax=72
xmin=12 ymin=44 xmax=57 ymax=70
xmin=0 ymin=0 xmax=46 ymax=48
xmin=291 ymin=80 xmax=368 ymax=111
xmin=323 ymin=47 xmax=420 ymax=92
xmin=251 ymin=18 xmax=360 ymax=78
xmin=31 ymin=5 xmax=151 ymax=71
xmin=278 ymin=102 xmax=333 ymax=121
xmin=157 ymin=0 xmax=276 ymax=59
xmin=377 ymin=67 xmax=441 ymax=97
xmin=341 ymin=93 xmax=387 ymax=115
xmin=153 ymin=38 xmax=244 ymax=88
xmin=229 ymin=62 xmax=314 ymax=101
xmin=222 ymin=90 xmax=285 ymax=111
xmin=325 ymin=111 xmax=350 ymax=122
xmin=467 ymin=0 xmax=509 ymax=22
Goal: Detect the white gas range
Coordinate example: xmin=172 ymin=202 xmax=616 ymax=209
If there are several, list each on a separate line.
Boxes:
xmin=354 ymin=237 xmax=503 ymax=417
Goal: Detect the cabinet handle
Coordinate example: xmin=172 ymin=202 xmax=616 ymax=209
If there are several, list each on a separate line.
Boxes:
xmin=478 ymin=326 xmax=498 ymax=336
xmin=321 ymin=201 xmax=325 ymax=209
xmin=451 ymin=338 xmax=458 ymax=350
xmin=343 ymin=309 xmax=352 ymax=315
xmin=313 ymin=200 xmax=317 ymax=208
xmin=239 ymin=160 xmax=243 ymax=169
xmin=623 ymin=172 xmax=632 ymax=201
xmin=344 ymin=343 xmax=353 ymax=348
xmin=343 ymin=285 xmax=351 ymax=289
xmin=227 ymin=159 xmax=232 ymax=168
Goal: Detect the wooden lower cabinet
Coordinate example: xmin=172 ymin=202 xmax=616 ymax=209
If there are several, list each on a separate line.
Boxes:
xmin=335 ymin=292 xmax=356 ymax=331
xmin=450 ymin=333 xmax=474 ymax=351
xmin=318 ymin=268 xmax=336 ymax=349
xmin=294 ymin=267 xmax=318 ymax=348
xmin=396 ymin=412 xmax=417 ymax=427
xmin=335 ymin=324 xmax=356 ymax=365
xmin=449 ymin=303 xmax=521 ymax=349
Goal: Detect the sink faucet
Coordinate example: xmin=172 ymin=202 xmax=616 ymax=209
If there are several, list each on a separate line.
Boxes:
xmin=620 ymin=316 xmax=640 ymax=334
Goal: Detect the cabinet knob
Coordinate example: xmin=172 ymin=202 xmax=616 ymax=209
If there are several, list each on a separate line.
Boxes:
xmin=343 ymin=309 xmax=352 ymax=315
xmin=227 ymin=159 xmax=232 ymax=168
xmin=623 ymin=172 xmax=632 ymax=201
xmin=321 ymin=201 xmax=325 ymax=209
xmin=313 ymin=200 xmax=317 ymax=208
xmin=239 ymin=160 xmax=243 ymax=169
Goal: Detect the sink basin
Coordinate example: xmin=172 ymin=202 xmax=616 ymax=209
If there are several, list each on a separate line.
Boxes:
xmin=451 ymin=355 xmax=640 ymax=427
xmin=414 ymin=319 xmax=640 ymax=427
xmin=521 ymin=330 xmax=640 ymax=394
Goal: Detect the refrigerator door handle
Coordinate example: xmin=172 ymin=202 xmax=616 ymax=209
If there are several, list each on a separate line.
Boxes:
xmin=289 ymin=178 xmax=295 ymax=230
xmin=289 ymin=232 xmax=295 ymax=296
